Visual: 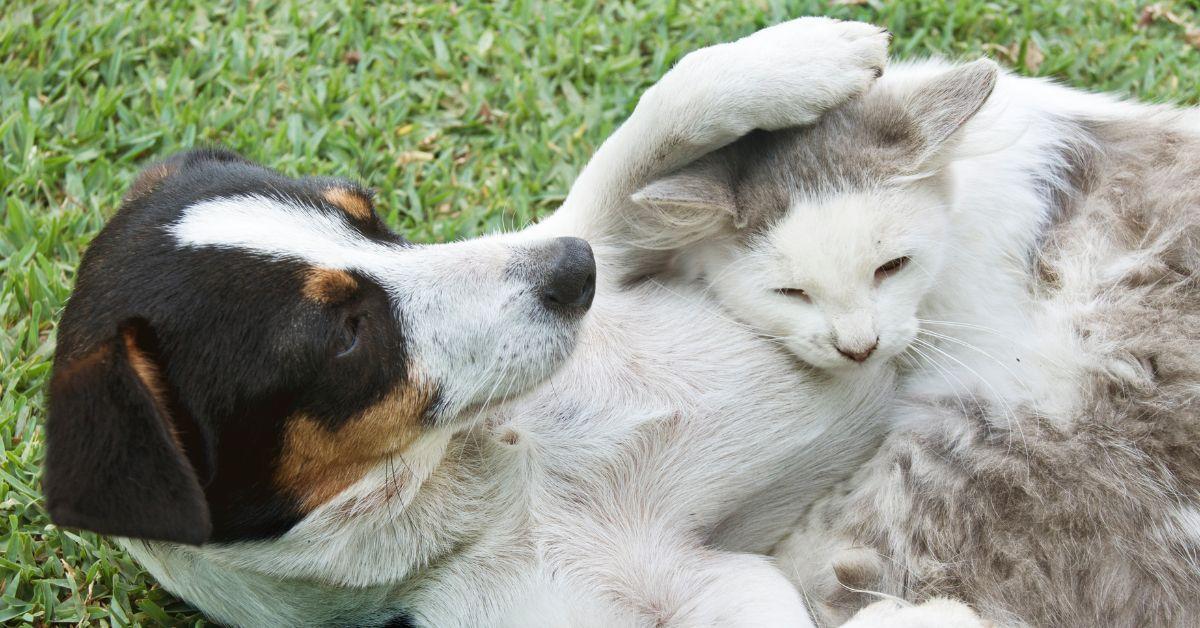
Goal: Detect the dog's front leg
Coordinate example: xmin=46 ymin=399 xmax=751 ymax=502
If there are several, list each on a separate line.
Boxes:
xmin=533 ymin=17 xmax=889 ymax=248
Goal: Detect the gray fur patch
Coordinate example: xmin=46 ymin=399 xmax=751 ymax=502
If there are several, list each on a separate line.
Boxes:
xmin=810 ymin=111 xmax=1200 ymax=627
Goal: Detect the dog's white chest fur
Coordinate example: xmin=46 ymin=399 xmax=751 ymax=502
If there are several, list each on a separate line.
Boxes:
xmin=461 ymin=277 xmax=892 ymax=625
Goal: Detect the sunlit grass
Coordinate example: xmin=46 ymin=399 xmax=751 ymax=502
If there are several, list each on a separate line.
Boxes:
xmin=3 ymin=0 xmax=1198 ymax=624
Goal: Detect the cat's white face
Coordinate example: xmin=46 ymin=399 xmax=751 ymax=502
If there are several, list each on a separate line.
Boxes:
xmin=703 ymin=186 xmax=948 ymax=371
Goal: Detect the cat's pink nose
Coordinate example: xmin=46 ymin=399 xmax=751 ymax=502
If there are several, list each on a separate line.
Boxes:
xmin=837 ymin=339 xmax=878 ymax=363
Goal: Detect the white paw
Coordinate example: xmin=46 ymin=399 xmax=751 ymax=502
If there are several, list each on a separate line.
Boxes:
xmin=672 ymin=554 xmax=816 ymax=628
xmin=663 ymin=17 xmax=890 ymax=142
xmin=735 ymin=16 xmax=889 ymax=79
xmin=840 ymin=598 xmax=990 ymax=628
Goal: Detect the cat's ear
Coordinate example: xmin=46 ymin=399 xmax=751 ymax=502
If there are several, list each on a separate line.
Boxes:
xmin=902 ymin=59 xmax=999 ymax=165
xmin=633 ymin=158 xmax=735 ymax=217
xmin=631 ymin=157 xmax=744 ymax=248
xmin=44 ymin=318 xmax=212 ymax=545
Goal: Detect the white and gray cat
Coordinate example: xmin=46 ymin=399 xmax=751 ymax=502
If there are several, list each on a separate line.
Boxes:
xmin=635 ymin=58 xmax=1200 ymax=626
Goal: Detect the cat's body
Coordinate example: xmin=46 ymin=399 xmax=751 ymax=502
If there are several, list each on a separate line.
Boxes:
xmin=811 ymin=84 xmax=1200 ymax=628
xmin=638 ymin=60 xmax=1200 ymax=626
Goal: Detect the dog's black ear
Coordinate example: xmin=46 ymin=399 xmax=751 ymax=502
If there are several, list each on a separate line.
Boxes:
xmin=44 ymin=319 xmax=211 ymax=545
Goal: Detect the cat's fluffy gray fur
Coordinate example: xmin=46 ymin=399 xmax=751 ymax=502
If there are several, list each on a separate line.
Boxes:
xmin=794 ymin=78 xmax=1200 ymax=628
xmin=639 ymin=60 xmax=1200 ymax=626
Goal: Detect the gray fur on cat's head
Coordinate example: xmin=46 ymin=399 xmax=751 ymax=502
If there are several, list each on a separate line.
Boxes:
xmin=634 ymin=60 xmax=998 ymax=371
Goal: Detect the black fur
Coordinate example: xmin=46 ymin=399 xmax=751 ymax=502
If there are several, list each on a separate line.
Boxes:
xmin=45 ymin=318 xmax=212 ymax=545
xmin=377 ymin=612 xmax=418 ymax=628
xmin=45 ymin=149 xmax=411 ymax=544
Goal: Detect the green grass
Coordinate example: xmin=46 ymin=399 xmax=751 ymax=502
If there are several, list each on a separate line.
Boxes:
xmin=3 ymin=0 xmax=1200 ymax=624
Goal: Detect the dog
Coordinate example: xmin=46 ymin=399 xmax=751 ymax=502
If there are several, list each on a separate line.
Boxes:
xmin=44 ymin=18 xmax=892 ymax=627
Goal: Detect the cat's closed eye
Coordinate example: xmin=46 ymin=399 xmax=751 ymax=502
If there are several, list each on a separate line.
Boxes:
xmin=776 ymin=287 xmax=812 ymax=302
xmin=874 ymin=256 xmax=910 ymax=281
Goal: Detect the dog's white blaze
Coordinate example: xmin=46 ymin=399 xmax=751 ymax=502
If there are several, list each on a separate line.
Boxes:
xmin=166 ymin=192 xmax=582 ymax=424
xmin=168 ymin=194 xmax=398 ymax=270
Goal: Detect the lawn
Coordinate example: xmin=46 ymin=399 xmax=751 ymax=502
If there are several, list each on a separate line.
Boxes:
xmin=3 ymin=0 xmax=1200 ymax=625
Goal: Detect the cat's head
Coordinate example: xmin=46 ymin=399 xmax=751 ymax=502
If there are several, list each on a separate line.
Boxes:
xmin=634 ymin=60 xmax=999 ymax=371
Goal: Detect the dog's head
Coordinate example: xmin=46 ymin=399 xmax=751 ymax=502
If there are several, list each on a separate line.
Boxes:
xmin=43 ymin=148 xmax=595 ymax=545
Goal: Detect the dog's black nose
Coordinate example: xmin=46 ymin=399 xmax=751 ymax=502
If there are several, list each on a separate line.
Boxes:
xmin=540 ymin=237 xmax=596 ymax=313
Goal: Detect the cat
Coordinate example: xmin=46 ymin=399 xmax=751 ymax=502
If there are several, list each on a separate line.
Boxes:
xmin=630 ymin=59 xmax=1014 ymax=377
xmin=632 ymin=57 xmax=1200 ymax=626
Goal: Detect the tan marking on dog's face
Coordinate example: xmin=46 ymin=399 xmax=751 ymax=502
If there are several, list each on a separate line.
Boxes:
xmin=275 ymin=381 xmax=435 ymax=511
xmin=322 ymin=187 xmax=375 ymax=221
xmin=302 ymin=268 xmax=359 ymax=305
xmin=124 ymin=163 xmax=179 ymax=203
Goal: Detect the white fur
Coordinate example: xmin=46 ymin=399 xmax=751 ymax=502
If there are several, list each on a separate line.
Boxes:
xmin=841 ymin=598 xmax=989 ymax=628
xmin=170 ymin=194 xmax=583 ymax=420
xmin=877 ymin=61 xmax=1159 ymax=414
xmin=696 ymin=185 xmax=947 ymax=372
xmin=685 ymin=59 xmax=1145 ymax=407
xmin=531 ymin=18 xmax=887 ymax=253
xmin=125 ymin=18 xmax=896 ymax=628
xmin=741 ymin=61 xmax=1200 ymax=625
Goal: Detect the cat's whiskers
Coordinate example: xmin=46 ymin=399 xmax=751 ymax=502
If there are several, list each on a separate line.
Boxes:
xmin=897 ymin=351 xmax=920 ymax=374
xmin=903 ymin=341 xmax=976 ymax=422
xmin=917 ymin=318 xmax=1067 ymax=368
xmin=916 ymin=328 xmax=1051 ymax=440
xmin=916 ymin=318 xmax=1003 ymax=334
xmin=916 ymin=328 xmax=1034 ymax=395
xmin=911 ymin=337 xmax=1031 ymax=456
xmin=904 ymin=333 xmax=1036 ymax=465
xmin=905 ymin=341 xmax=1006 ymax=457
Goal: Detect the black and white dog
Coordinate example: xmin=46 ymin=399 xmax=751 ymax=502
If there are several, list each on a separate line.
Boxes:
xmin=45 ymin=18 xmax=893 ymax=627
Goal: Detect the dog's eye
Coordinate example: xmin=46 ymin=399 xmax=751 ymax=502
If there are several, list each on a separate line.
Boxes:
xmin=775 ymin=287 xmax=811 ymax=302
xmin=875 ymin=256 xmax=910 ymax=280
xmin=334 ymin=316 xmax=360 ymax=357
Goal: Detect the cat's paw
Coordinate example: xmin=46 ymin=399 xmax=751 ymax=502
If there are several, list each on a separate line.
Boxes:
xmin=672 ymin=553 xmax=817 ymax=628
xmin=736 ymin=17 xmax=890 ymax=89
xmin=664 ymin=17 xmax=890 ymax=141
xmin=840 ymin=598 xmax=991 ymax=628
xmin=734 ymin=17 xmax=890 ymax=129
